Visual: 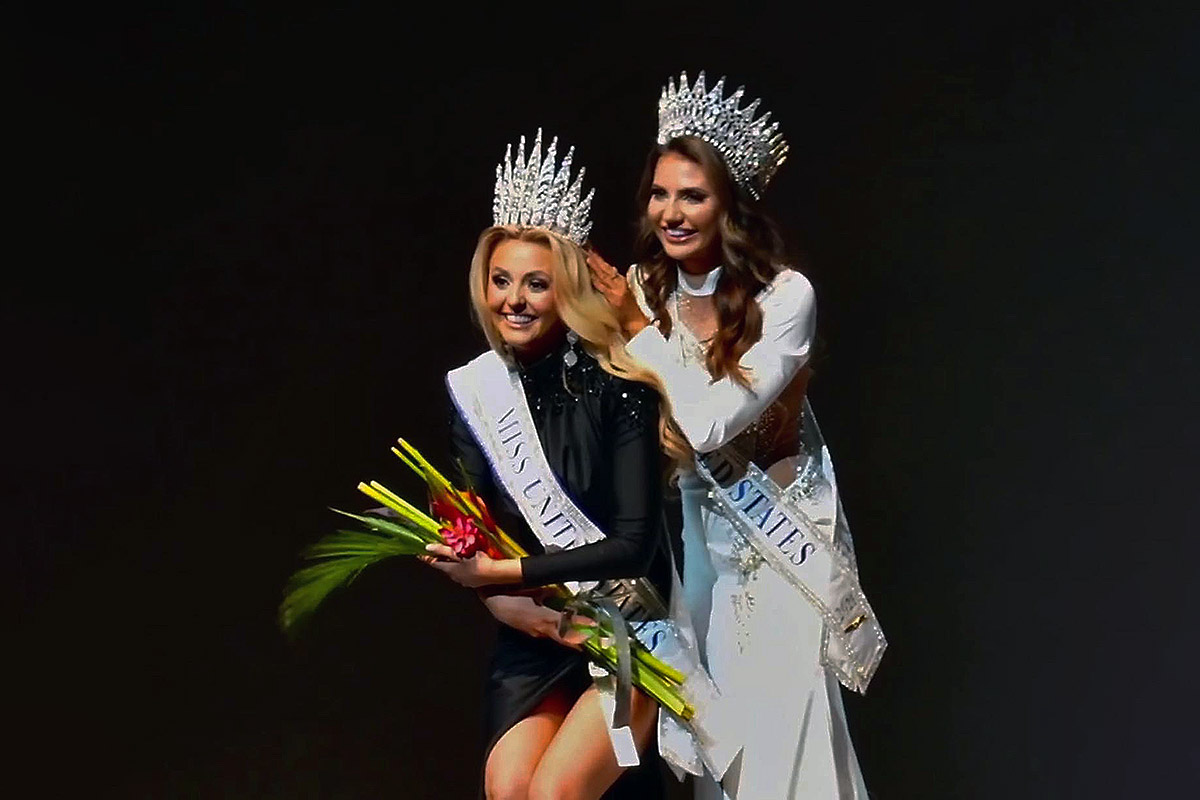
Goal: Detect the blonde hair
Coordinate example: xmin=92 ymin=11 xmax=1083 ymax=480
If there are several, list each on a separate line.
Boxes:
xmin=468 ymin=225 xmax=692 ymax=465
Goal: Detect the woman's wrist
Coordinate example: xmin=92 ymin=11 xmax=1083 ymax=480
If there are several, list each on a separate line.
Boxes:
xmin=620 ymin=302 xmax=650 ymax=337
xmin=488 ymin=557 xmax=525 ymax=585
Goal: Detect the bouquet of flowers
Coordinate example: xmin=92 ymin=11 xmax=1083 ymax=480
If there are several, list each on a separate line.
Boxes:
xmin=280 ymin=439 xmax=693 ymax=720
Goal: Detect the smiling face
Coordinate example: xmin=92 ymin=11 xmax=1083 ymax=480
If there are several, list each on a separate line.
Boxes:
xmin=486 ymin=238 xmax=564 ymax=359
xmin=647 ymin=150 xmax=723 ymax=272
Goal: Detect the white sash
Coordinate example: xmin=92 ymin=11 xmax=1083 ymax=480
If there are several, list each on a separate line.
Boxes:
xmin=694 ymin=399 xmax=887 ymax=694
xmin=447 ymin=349 xmax=740 ymax=778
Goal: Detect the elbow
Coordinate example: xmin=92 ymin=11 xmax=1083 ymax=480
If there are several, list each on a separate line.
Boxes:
xmin=610 ymin=538 xmax=656 ymax=580
xmin=632 ymin=541 xmax=657 ymax=577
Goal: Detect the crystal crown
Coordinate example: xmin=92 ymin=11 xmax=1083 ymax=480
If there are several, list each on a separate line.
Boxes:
xmin=657 ymin=71 xmax=789 ymax=199
xmin=492 ymin=129 xmax=594 ymax=245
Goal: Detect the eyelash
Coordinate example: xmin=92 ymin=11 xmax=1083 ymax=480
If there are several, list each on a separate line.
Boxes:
xmin=650 ymin=189 xmax=707 ymax=203
xmin=492 ymin=275 xmax=548 ymax=291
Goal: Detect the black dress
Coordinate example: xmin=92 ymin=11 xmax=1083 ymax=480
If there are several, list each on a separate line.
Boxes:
xmin=449 ymin=339 xmax=672 ymax=799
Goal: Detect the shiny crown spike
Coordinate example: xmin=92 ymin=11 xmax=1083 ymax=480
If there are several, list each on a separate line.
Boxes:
xmin=492 ymin=129 xmax=594 ymax=244
xmin=657 ymin=71 xmax=789 ymax=199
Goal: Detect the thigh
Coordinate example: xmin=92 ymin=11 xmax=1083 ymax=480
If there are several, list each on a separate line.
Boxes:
xmin=527 ymin=684 xmax=658 ymax=800
xmin=485 ymin=687 xmax=574 ymax=800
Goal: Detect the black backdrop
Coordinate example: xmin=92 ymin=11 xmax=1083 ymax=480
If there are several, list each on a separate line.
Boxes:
xmin=12 ymin=3 xmax=1199 ymax=797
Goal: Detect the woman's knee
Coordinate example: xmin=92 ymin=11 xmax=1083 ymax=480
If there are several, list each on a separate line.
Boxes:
xmin=484 ymin=761 xmax=532 ymax=800
xmin=525 ymin=768 xmax=579 ymax=800
xmin=486 ymin=743 xmax=541 ymax=800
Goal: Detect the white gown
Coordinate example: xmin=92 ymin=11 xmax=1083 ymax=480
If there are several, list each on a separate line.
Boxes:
xmin=627 ymin=264 xmax=871 ymax=800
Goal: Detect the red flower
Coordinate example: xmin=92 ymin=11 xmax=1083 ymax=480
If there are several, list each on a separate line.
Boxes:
xmin=429 ymin=493 xmax=461 ymax=523
xmin=429 ymin=489 xmax=504 ymax=558
xmin=439 ymin=516 xmax=488 ymax=558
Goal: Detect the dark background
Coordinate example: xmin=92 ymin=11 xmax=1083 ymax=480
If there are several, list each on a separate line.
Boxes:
xmin=11 ymin=2 xmax=1198 ymax=797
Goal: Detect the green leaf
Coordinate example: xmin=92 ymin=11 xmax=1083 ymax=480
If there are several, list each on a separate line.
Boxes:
xmin=279 ymin=528 xmax=423 ymax=637
xmin=304 ymin=529 xmax=427 ymax=559
xmin=329 ymin=508 xmax=431 ymax=539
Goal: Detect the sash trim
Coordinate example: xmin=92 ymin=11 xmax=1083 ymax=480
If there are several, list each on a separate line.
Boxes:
xmin=692 ymin=400 xmax=886 ymax=694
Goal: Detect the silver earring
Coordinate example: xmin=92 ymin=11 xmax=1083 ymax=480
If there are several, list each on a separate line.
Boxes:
xmin=562 ymin=330 xmax=580 ymax=398
xmin=563 ymin=330 xmax=579 ymax=367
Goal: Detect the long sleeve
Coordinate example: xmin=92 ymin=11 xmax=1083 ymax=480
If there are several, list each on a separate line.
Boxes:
xmin=449 ymin=402 xmax=496 ymax=500
xmin=519 ymin=381 xmax=663 ymax=587
xmin=627 ymin=267 xmax=816 ymax=453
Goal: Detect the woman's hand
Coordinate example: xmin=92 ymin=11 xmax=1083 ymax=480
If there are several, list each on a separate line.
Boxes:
xmin=586 ymin=250 xmax=649 ymax=337
xmin=482 ymin=594 xmax=596 ymax=650
xmin=423 ymin=544 xmax=522 ymax=588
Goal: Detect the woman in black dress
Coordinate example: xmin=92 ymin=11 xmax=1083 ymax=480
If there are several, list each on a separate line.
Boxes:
xmin=423 ymin=132 xmax=681 ymax=800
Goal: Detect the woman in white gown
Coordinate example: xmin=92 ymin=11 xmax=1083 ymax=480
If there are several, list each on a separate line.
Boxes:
xmin=588 ymin=72 xmax=886 ymax=799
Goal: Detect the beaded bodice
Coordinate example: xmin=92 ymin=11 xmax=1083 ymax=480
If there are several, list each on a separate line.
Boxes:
xmin=515 ymin=336 xmax=658 ymax=430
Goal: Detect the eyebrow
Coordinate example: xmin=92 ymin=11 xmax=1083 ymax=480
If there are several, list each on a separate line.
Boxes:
xmin=489 ymin=267 xmax=550 ymax=280
xmin=651 ymin=182 xmax=709 ymax=194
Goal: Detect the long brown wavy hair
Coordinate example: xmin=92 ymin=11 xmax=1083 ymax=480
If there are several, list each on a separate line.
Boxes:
xmin=634 ymin=136 xmax=789 ymax=387
xmin=469 ymin=225 xmax=692 ymax=464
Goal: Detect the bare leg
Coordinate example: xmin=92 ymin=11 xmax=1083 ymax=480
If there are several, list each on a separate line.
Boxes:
xmin=526 ymin=685 xmax=658 ymax=800
xmin=485 ymin=688 xmax=573 ymax=800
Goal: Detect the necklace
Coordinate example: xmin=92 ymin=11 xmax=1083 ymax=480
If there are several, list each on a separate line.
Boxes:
xmin=674 ymin=265 xmax=720 ymax=352
xmin=672 ymin=264 xmax=780 ymax=454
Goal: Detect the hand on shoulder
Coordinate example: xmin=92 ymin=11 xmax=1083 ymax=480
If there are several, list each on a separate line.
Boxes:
xmin=586 ymin=250 xmax=649 ymax=336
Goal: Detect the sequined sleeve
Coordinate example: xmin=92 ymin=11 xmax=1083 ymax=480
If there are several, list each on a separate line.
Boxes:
xmin=627 ymin=268 xmax=815 ymax=453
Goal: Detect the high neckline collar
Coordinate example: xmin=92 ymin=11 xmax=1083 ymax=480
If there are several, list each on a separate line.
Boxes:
xmin=677 ymin=264 xmax=722 ymax=296
xmin=513 ymin=333 xmax=568 ymax=377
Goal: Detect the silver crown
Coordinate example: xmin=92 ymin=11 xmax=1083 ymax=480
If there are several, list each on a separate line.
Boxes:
xmin=657 ymin=71 xmax=789 ymax=199
xmin=492 ymin=129 xmax=594 ymax=244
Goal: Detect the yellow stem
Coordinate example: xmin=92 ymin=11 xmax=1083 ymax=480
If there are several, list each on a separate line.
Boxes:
xmin=356 ymin=483 xmax=442 ymax=536
xmin=368 ymin=481 xmax=441 ymax=528
xmin=397 ymin=438 xmax=458 ymax=497
xmin=390 ymin=445 xmax=487 ymax=538
xmin=632 ymin=644 xmax=686 ymax=686
xmin=389 ymin=439 xmax=528 ymax=560
xmin=584 ymin=639 xmax=694 ymax=720
xmin=389 ymin=446 xmax=422 ymax=475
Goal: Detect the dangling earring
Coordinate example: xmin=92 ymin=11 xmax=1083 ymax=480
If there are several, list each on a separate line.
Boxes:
xmin=562 ymin=329 xmax=580 ymax=398
xmin=563 ymin=330 xmax=579 ymax=367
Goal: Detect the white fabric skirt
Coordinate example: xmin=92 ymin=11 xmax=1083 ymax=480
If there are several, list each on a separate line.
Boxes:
xmin=679 ymin=475 xmax=869 ymax=800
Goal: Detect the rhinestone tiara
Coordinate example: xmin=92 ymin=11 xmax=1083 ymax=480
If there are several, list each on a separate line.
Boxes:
xmin=492 ymin=129 xmax=594 ymax=245
xmin=657 ymin=71 xmax=789 ymax=199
